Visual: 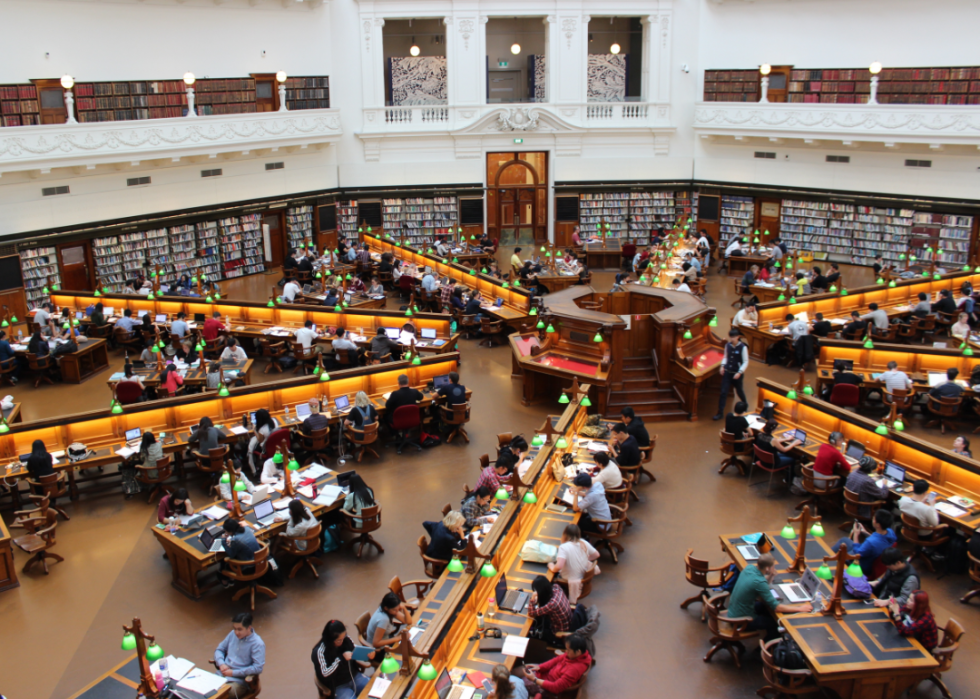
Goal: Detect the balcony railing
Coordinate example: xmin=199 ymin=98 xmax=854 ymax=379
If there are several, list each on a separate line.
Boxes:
xmin=0 ymin=108 xmax=342 ymax=175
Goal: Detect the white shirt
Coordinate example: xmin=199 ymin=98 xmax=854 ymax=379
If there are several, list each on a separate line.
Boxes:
xmin=724 ymin=240 xmax=741 ymax=257
xmin=220 ymin=472 xmax=255 ymax=500
xmin=221 ymin=346 xmax=248 ymax=362
xmin=260 ymin=458 xmax=282 ymax=485
xmin=34 ymin=309 xmax=50 ymax=326
xmin=733 ymin=309 xmax=757 ymax=327
xmin=282 ymin=281 xmax=302 ymax=303
xmin=294 ymin=327 xmax=319 ymax=349
xmin=593 ymin=463 xmax=623 ymax=491
xmin=333 ymin=337 xmax=358 ymax=351
xmin=676 ymin=283 xmax=692 ymax=293
xmin=898 ymin=496 xmax=939 ymax=536
xmin=282 ymin=507 xmax=317 ymax=550
xmin=786 ymin=320 xmax=809 ymax=341
xmin=879 ymin=369 xmax=912 ymax=393
xmin=696 ymin=236 xmax=710 ymax=251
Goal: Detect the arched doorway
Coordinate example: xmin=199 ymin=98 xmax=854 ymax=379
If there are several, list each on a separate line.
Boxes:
xmin=486 ymin=152 xmax=548 ymax=245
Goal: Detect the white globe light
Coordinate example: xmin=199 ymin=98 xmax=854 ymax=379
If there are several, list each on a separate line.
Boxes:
xmin=759 ymin=64 xmax=771 ymax=76
xmin=183 ymin=72 xmax=196 ymax=86
xmin=510 ymin=43 xmax=521 ymax=55
xmin=610 ymin=43 xmax=621 ymax=55
xmin=410 ymin=44 xmax=420 ymax=57
xmin=60 ymin=75 xmax=74 ymax=89
xmin=869 ymin=61 xmax=882 ymax=75
xmin=276 ymin=71 xmax=287 ymax=83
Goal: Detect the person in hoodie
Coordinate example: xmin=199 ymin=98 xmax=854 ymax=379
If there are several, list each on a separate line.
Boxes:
xmin=518 ymin=635 xmax=592 ymax=698
xmin=832 ymin=508 xmax=897 ymax=577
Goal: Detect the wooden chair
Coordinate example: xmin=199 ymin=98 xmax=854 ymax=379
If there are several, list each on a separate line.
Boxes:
xmin=13 ymin=508 xmax=62 ymax=574
xmin=345 ymin=422 xmax=380 ymax=462
xmin=841 ymin=326 xmax=865 ymax=342
xmin=208 ymin=660 xmax=261 ymax=698
xmin=222 ymin=544 xmax=278 ymax=611
xmin=555 ymin=565 xmax=597 ymax=603
xmin=279 ymin=522 xmax=323 ymax=579
xmin=899 ymin=512 xmax=950 ymax=574
xmin=870 ymin=324 xmax=899 ymax=343
xmin=378 ymin=270 xmax=394 ymax=291
xmin=354 ymin=610 xmax=373 ymax=646
xmin=258 ymin=338 xmax=288 ymax=373
xmin=204 ymin=337 xmax=224 ymax=360
xmin=26 ymin=352 xmax=58 ymax=387
xmin=299 ymin=427 xmax=331 ymax=465
xmin=27 ymin=472 xmax=71 ymax=521
xmin=731 ymin=278 xmax=753 ymax=309
xmin=390 ymin=405 xmax=422 ymax=454
xmin=681 ymin=548 xmax=735 ymax=621
xmin=637 ymin=437 xmax=657 ymax=483
xmin=479 ymin=318 xmax=505 ymax=347
xmin=962 ymin=551 xmax=980 ymax=604
xmin=757 ymin=638 xmax=819 ymax=698
xmin=795 ymin=466 xmax=842 ymax=516
xmin=589 ymin=503 xmax=629 ymax=564
xmin=11 ymin=494 xmax=50 ymax=529
xmin=291 ymin=342 xmax=319 ymax=375
xmin=841 ymin=487 xmax=887 ymax=530
xmin=417 ymin=535 xmax=448 ymax=579
xmin=193 ymin=445 xmax=230 ymax=480
xmin=388 ymin=575 xmax=433 ymax=609
xmin=496 ymin=432 xmax=513 ymax=460
xmin=459 ymin=314 xmax=481 ymax=340
xmin=135 ymin=454 xmax=174 ymax=503
xmin=340 ymin=505 xmax=384 ymax=558
xmin=440 ymin=402 xmax=471 ymax=443
xmin=478 ymin=453 xmax=490 ymax=470
xmin=719 ymin=430 xmax=753 ymax=476
xmin=926 ymin=395 xmax=962 ymax=434
xmin=921 ymin=618 xmax=965 ymax=699
xmin=603 ymin=483 xmax=634 ymax=525
xmin=703 ymin=592 xmax=764 ymax=670
xmin=749 ymin=445 xmax=789 ymax=497
xmin=113 ymin=328 xmax=143 ymax=354
xmin=0 ymin=359 xmax=17 ymax=386
xmin=935 ymin=311 xmax=957 ymax=336
xmin=884 ymin=388 xmax=915 ymax=419
xmin=365 ymin=350 xmax=391 ymax=365
xmin=971 ymin=398 xmax=980 ymax=434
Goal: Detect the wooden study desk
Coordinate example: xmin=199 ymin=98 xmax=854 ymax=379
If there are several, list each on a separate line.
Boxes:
xmin=583 ymin=242 xmax=622 ymax=270
xmin=11 ymin=337 xmax=109 ymax=384
xmin=720 ymin=530 xmax=938 ymax=699
xmin=0 ymin=513 xmax=18 ymax=592
xmin=726 ymin=253 xmax=771 ymax=278
xmin=294 ymin=292 xmax=387 ymax=310
xmin=67 ymin=653 xmax=233 ymax=699
xmin=106 ymin=358 xmax=254 ymax=392
xmin=756 ymin=378 xmax=980 ymax=533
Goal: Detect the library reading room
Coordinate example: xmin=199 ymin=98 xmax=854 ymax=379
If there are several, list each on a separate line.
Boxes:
xmin=4 ymin=1 xmax=980 ymax=699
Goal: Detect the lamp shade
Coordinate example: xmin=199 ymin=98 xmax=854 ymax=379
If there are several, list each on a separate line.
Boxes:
xmin=580 ymin=396 xmax=592 ymax=407
xmin=218 ymin=385 xmax=230 ymax=397
xmin=121 ymin=633 xmax=137 ymax=651
xmin=220 ymin=472 xmax=231 ymax=484
xmin=786 ymin=389 xmax=798 ymax=400
xmin=810 ymin=522 xmax=825 ymax=537
xmin=683 ymin=330 xmax=693 ymax=340
xmin=276 ymin=70 xmax=287 ymax=83
xmin=145 ymin=643 xmax=165 ymax=661
xmin=61 ymin=74 xmax=74 ymax=89
xmin=183 ymin=72 xmax=195 ymax=86
xmin=894 ymin=419 xmax=905 ymax=431
xmin=411 ymin=355 xmax=422 ymax=366
xmin=417 ymin=661 xmax=438 ymax=681
xmin=875 ymin=423 xmax=888 ymax=435
xmin=803 ymin=385 xmax=814 ymax=395
xmin=480 ymin=562 xmax=497 ymax=577
xmin=0 ymin=420 xmax=9 ymax=434
xmin=379 ymin=656 xmax=400 ymax=675
xmin=777 ymin=294 xmax=786 ymax=301
xmin=523 ymin=491 xmax=538 ymax=504
xmin=556 ymin=436 xmax=568 ymax=449
xmin=319 ymin=371 xmax=330 ymax=381
xmin=233 ymin=480 xmax=247 ymax=492
xmin=780 ymin=524 xmax=797 ymax=539
xmin=829 ymin=285 xmax=837 ymax=292
xmin=846 ymin=561 xmax=864 ymax=577
xmin=447 ymin=557 xmax=465 ymax=573
xmin=287 ymin=458 xmax=300 ymax=471
xmin=864 ymin=338 xmax=874 ymax=349
xmin=815 ymin=563 xmax=834 ymax=580
xmin=495 ymin=487 xmax=509 ymax=500
xmin=111 ymin=401 xmax=124 ymax=414
xmin=545 ymin=324 xmax=555 ymax=333
xmin=558 ymin=393 xmax=570 ymax=404
xmin=531 ymin=434 xmax=543 ymax=446
xmin=841 ymin=288 xmax=849 ymax=295
xmin=593 ymin=332 xmax=603 ymax=343
xmin=273 ymin=452 xmax=284 ymax=464
xmin=536 ymin=320 xmax=544 ymax=330
xmin=709 ymin=317 xmax=718 ymax=327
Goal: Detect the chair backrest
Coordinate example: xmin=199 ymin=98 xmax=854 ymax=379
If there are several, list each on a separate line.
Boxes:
xmin=829 ymin=383 xmax=860 ymax=407
xmin=753 ymin=443 xmax=777 ymax=468
xmin=684 ymin=548 xmax=714 ymax=588
xmin=899 ymin=512 xmax=949 ymax=544
xmin=843 ymin=486 xmax=884 ymax=519
xmin=884 ymin=388 xmax=914 ymax=409
xmin=968 ymin=552 xmax=980 ymax=583
xmin=116 ymin=381 xmax=145 ymax=404
xmin=441 ymin=402 xmax=470 ymax=424
xmin=205 ymin=445 xmax=229 ymax=470
xmin=36 ymin=472 xmax=67 ymax=498
xmin=497 ymin=433 xmax=512 ymax=450
xmin=262 ymin=428 xmax=292 ymax=459
xmin=801 ymin=464 xmax=840 ymax=494
xmin=760 ymin=639 xmax=812 ymax=692
xmin=348 ymin=421 xmax=380 ymax=445
xmin=303 ymin=427 xmax=329 ymax=450
xmin=934 ymin=618 xmax=965 ymax=672
xmin=417 ymin=534 xmax=446 ymax=578
xmin=479 ymin=454 xmax=490 ymax=470
xmin=719 ymin=430 xmax=752 ymax=455
xmin=285 ymin=522 xmax=322 ymax=551
xmin=704 ymin=593 xmax=729 ymax=638
xmin=347 ymin=505 xmax=381 ymax=533
xmin=931 ymin=395 xmax=963 ymax=415
xmin=354 ymin=610 xmax=372 ymax=645
xmin=391 ymin=405 xmax=421 ymax=430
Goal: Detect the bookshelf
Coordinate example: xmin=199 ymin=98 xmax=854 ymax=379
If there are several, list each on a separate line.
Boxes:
xmin=702 ymin=70 xmax=760 ymax=102
xmin=285 ymin=77 xmax=330 ymax=110
xmin=287 ymin=205 xmax=314 ymax=251
xmin=219 ymin=214 xmax=264 ymax=279
xmin=144 ymin=227 xmax=171 ymax=278
xmin=118 ymin=231 xmax=150 ymax=280
xmin=627 ymin=192 xmax=676 ymax=244
xmin=337 ymin=201 xmax=359 ymax=242
xmin=0 ymin=83 xmax=39 ymax=127
xmin=579 ymin=193 xmax=628 ymax=238
xmin=381 ymin=197 xmax=458 ymax=246
xmin=720 ymin=195 xmax=755 ymax=238
xmin=20 ymin=246 xmax=61 ymax=308
xmin=169 ymin=224 xmax=198 ymax=278
xmin=578 ymin=191 xmax=696 ymax=245
xmin=195 ymin=78 xmax=256 ymax=116
xmin=194 ymin=221 xmax=222 ymax=280
xmin=92 ymin=235 xmax=124 ymax=292
xmin=675 ymin=190 xmax=699 ymax=227
xmin=911 ymin=213 xmax=974 ymax=267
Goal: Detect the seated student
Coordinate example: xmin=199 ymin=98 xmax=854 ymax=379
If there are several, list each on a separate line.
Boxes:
xmin=784 ymin=313 xmax=809 ymax=341
xmin=157 ymin=363 xmax=183 ymax=396
xmin=488 ymin=664 xmax=529 ymax=699
xmin=436 ymin=371 xmax=467 ymax=406
xmin=726 ymin=553 xmax=812 ymax=640
xmin=88 ymin=301 xmax=108 ymax=328
xmin=609 ymin=423 xmax=640 ymax=468
xmin=367 ymin=592 xmax=414 ymax=650
xmin=295 ymin=320 xmax=324 ymax=356
xmin=952 ymin=435 xmax=972 ymax=459
xmin=349 ymin=274 xmax=366 ymax=294
xmin=188 ymin=416 xmax=221 ymax=455
xmin=811 ymin=312 xmax=832 ymax=338
xmin=345 ymin=391 xmax=378 ymax=430
xmin=754 ymin=419 xmax=801 ymax=480
xmin=476 ymin=457 xmax=514 ymax=494
xmin=619 ymin=407 xmax=651 ymax=448
xmin=518 ymin=635 xmax=591 ymax=698
xmin=724 ymin=401 xmax=754 ymax=441
xmin=610 ymin=272 xmax=629 ymax=293
xmin=369 ymin=327 xmax=401 ymax=361
xmin=548 ymin=524 xmax=600 ymax=604
xmin=157 ymin=487 xmax=193 ymax=523
xmin=591 ymin=451 xmax=622 ymax=491
xmin=911 ymin=292 xmax=932 ymax=318
xmin=461 ymin=486 xmax=496 ymax=528
xmin=571 ymin=472 xmax=611 ymax=534
xmin=898 ymin=479 xmax=940 ymax=537
xmin=824 ymin=262 xmax=841 ymax=285
xmin=175 ymin=339 xmax=198 ymax=364
xmin=932 ymin=288 xmax=957 ymax=315
xmin=202 ymin=311 xmax=226 ymax=342
xmin=332 ymin=328 xmax=362 ymax=364
xmin=827 ymin=359 xmax=861 ymax=393
xmin=312 ymin=620 xmax=374 ymax=699
xmin=494 ymin=435 xmax=528 ymax=473
xmin=951 ymin=312 xmax=971 ymax=340
xmin=845 ymin=456 xmax=890 ymax=518
xmin=118 ymin=362 xmax=144 ymax=388
xmin=732 ymin=303 xmax=758 ymax=328
xmin=682 ymin=261 xmax=698 ymax=283
xmin=529 ymin=578 xmax=574 ymax=646
xmin=871 ymin=253 xmax=885 ymax=277
xmin=343 ymin=474 xmax=376 ymax=528
xmin=367 ymin=276 xmax=384 ymax=296
xmin=116 ymin=308 xmax=139 ymax=333
xmin=842 ymin=310 xmax=867 ymax=337
xmin=301 ymin=398 xmax=329 ymax=434
xmin=278 ymin=499 xmax=317 ymax=550
xmin=671 ymin=277 xmax=692 ymax=294
xmin=215 ymin=613 xmax=266 ymax=693
xmin=929 ymin=367 xmax=964 ymax=399
xmin=888 ymin=590 xmax=938 ymax=651
xmin=385 ymin=374 xmax=423 ymax=426
xmin=323 ymin=287 xmax=340 ymax=308
xmin=810 ymin=266 xmax=829 ymax=292
xmin=832 ymin=509 xmax=896 ymax=577
xmin=169 ymin=311 xmax=189 ymax=340
xmin=879 ymin=360 xmax=913 ymax=394
xmin=422 ymin=510 xmax=466 ymax=561
xmin=219 ymin=462 xmax=255 ymax=501
xmin=813 ymin=430 xmax=851 ymax=478
xmin=124 ymin=432 xmax=163 ymax=498
xmin=871 ymin=547 xmax=920 ymax=608
xmin=220 ymin=518 xmax=261 ymax=585
xmin=741 ymin=265 xmax=759 ymax=293
xmin=220 ymin=337 xmax=248 ymax=362
xmin=260 ymin=452 xmax=286 ymax=485
xmin=861 ymin=302 xmax=889 ymax=331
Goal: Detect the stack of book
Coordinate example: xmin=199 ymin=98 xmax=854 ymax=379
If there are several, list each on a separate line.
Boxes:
xmin=382 ymin=197 xmax=458 ymax=246
xmin=0 ymin=84 xmax=39 ymax=127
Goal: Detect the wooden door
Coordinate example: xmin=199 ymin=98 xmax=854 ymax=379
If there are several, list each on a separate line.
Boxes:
xmin=628 ymin=314 xmax=654 ymax=357
xmin=252 ymin=74 xmax=277 ymax=112
xmin=756 ymin=198 xmax=781 ymax=243
xmin=263 ymin=212 xmax=284 ymax=269
xmin=32 ymin=79 xmax=68 ymax=125
xmin=765 ymin=65 xmax=793 ymax=103
xmin=58 ymin=241 xmax=92 ymax=291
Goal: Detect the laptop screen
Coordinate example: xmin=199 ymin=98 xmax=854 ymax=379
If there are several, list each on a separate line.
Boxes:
xmin=195 ymin=313 xmax=206 ymax=322
xmin=433 ymin=374 xmax=452 ymax=390
xmin=839 ymin=360 xmax=854 ymax=371
xmin=884 ymin=461 xmax=906 ymax=482
xmin=75 ymin=311 xmax=83 ymax=319
xmin=495 ymin=573 xmax=508 ymax=605
xmin=385 ymin=327 xmax=400 ymax=340
xmin=253 ymin=499 xmax=275 ymax=520
xmin=200 ymin=528 xmax=215 ymax=549
xmin=794 ymin=429 xmax=806 ymax=443
xmin=434 ymin=669 xmax=453 ymax=699
xmin=155 ymin=314 xmax=167 ymax=323
xmin=295 ymin=403 xmax=312 ymax=418
xmin=845 ymin=441 xmax=866 ymax=460
xmin=421 ymin=327 xmax=437 ymax=340
xmin=801 ymin=568 xmax=820 ymax=596
xmin=137 ymin=310 xmax=148 ymax=318
xmin=336 ymin=470 xmax=355 ymax=488
xmin=125 ymin=427 xmax=142 ymax=442
xmin=335 ymin=395 xmax=351 ymax=411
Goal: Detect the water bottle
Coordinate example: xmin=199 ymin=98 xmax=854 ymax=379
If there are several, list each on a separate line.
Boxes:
xmin=284 ymin=405 xmax=290 ymax=421
xmin=487 ymin=597 xmax=497 ymax=620
xmin=242 ymin=413 xmax=248 ymax=429
xmin=476 ymin=612 xmax=485 ymax=631
xmin=813 ymin=590 xmax=824 ymax=612
xmin=159 ymin=657 xmax=170 ymax=684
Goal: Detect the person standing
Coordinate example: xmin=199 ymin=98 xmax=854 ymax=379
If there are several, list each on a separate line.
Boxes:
xmin=713 ymin=329 xmax=748 ymax=421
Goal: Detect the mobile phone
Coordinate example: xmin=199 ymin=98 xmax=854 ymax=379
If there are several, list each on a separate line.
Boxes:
xmin=482 ymin=679 xmax=493 ymax=692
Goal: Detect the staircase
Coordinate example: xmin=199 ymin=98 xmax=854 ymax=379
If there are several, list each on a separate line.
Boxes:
xmin=604 ymin=356 xmax=689 ymax=422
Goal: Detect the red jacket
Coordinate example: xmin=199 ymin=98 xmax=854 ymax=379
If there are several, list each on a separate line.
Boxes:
xmin=537 ymin=650 xmax=591 ymax=695
xmin=814 ymin=443 xmax=850 ymax=477
xmin=202 ymin=317 xmax=225 ymax=341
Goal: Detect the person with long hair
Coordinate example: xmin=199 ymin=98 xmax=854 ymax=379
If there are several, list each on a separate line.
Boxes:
xmin=548 ymin=524 xmax=599 ymax=604
xmin=889 ymin=589 xmax=938 ymax=650
xmin=311 ymin=619 xmax=374 ymax=699
xmin=27 ymin=328 xmax=49 ymax=358
xmin=952 ymin=435 xmax=972 ymax=459
xmin=489 ymin=663 xmax=527 ymax=699
xmin=157 ymin=487 xmax=193 ymax=523
xmin=343 ymin=473 xmax=376 ymax=528
xmin=90 ymin=302 xmax=108 ymax=328
xmin=366 ymin=591 xmax=413 ymax=650
xmin=280 ymin=498 xmax=316 ymax=550
xmin=159 ymin=362 xmax=183 ymax=397
xmin=248 ymin=408 xmax=279 ymax=471
xmin=527 ymin=574 xmax=572 ymax=645
xmin=26 ymin=439 xmax=54 ymax=481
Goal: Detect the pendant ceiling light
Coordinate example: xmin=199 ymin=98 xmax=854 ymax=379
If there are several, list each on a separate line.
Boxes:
xmin=410 ymin=37 xmax=420 ymax=57
xmin=610 ymin=43 xmax=621 ymax=55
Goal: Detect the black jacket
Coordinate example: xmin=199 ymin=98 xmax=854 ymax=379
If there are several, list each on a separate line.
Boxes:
xmin=624 ymin=417 xmax=651 ymax=448
xmin=811 ymin=320 xmax=832 ymax=338
xmin=463 ymin=298 xmax=483 ymax=316
xmin=312 ymin=635 xmax=358 ymax=690
xmin=438 ymin=382 xmax=468 ymax=406
xmin=932 ymin=296 xmax=957 ymax=315
xmin=26 ymin=453 xmax=54 ymax=481
xmin=423 ymin=521 xmax=465 ymax=561
xmin=843 ymin=319 xmax=867 ymax=337
xmin=386 ymin=387 xmax=423 ymax=420
xmin=616 ymin=435 xmax=642 ymax=467
xmin=298 ymin=258 xmax=314 ymax=274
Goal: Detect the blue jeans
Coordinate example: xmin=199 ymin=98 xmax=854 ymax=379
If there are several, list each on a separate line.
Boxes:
xmin=335 ymin=672 xmax=369 ymax=699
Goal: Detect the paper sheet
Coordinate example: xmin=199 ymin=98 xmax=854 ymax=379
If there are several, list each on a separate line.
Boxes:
xmin=502 ymin=635 xmax=530 ymax=657
xmin=936 ymin=501 xmax=967 ymax=518
xmin=151 ymin=656 xmax=195 ymax=682
xmin=115 ymin=447 xmax=136 ymax=458
xmin=314 ymin=485 xmax=344 ymax=505
xmin=177 ymin=669 xmax=227 ymax=695
xmin=586 ymin=441 xmax=609 ymax=452
xmin=202 ymin=505 xmax=229 ymax=521
xmin=273 ymin=497 xmax=293 ymax=510
xmin=230 ymin=426 xmax=249 ymax=435
xmin=303 ymin=463 xmax=332 ymax=479
xmin=368 ymin=677 xmax=392 ymax=698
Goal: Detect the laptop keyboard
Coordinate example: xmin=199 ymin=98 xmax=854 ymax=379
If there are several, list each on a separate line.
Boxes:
xmin=447 ymin=687 xmax=467 ymax=699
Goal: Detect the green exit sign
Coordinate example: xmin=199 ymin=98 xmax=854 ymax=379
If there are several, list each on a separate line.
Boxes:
xmin=514 ymin=138 xmax=523 ymax=144
xmin=498 ymin=61 xmax=509 ymax=68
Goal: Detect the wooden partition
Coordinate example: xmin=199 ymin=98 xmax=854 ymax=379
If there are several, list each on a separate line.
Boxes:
xmin=362 ymin=233 xmax=531 ymax=316
xmin=756 ymin=378 xmax=980 ymax=532
xmin=817 ymin=339 xmax=979 ymax=377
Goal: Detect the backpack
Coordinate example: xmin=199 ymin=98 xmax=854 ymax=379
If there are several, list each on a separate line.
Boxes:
xmin=568 ymin=604 xmax=590 ymax=634
xmin=719 ymin=564 xmax=740 ymax=593
xmin=844 ymin=571 xmax=872 ymax=599
xmin=580 ymin=414 xmax=609 ymax=439
xmin=773 ymin=637 xmax=807 ymax=670
xmin=945 ymin=531 xmax=970 ymax=575
xmin=321 ymin=524 xmax=341 ymax=553
xmin=420 ymin=430 xmax=441 ymax=448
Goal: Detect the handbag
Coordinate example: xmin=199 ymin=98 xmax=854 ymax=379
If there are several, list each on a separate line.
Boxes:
xmin=68 ymin=442 xmax=92 ymax=462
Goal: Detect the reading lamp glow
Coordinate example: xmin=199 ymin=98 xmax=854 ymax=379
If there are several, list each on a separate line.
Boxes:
xmin=869 ymin=62 xmax=883 ymax=104
xmin=410 ymin=38 xmax=420 ymax=57
xmin=759 ymin=64 xmax=771 ymax=103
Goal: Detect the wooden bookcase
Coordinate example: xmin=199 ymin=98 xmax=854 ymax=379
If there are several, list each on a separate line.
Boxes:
xmin=0 ymin=83 xmax=38 ymax=127
xmin=702 ymin=70 xmax=760 ymax=102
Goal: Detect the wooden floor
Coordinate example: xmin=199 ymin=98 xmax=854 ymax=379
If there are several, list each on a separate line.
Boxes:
xmin=2 ymin=260 xmax=978 ymax=699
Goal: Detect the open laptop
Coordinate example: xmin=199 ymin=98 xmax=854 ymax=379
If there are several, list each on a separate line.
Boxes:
xmin=737 ymin=544 xmax=760 ymax=561
xmin=421 ymin=327 xmax=437 ymax=340
xmin=155 ymin=314 xmax=167 ymax=323
xmin=334 ymin=395 xmax=352 ymax=414
xmin=844 ymin=440 xmax=866 ymax=464
xmin=782 ymin=428 xmax=806 ymax=445
xmin=295 ymin=402 xmax=312 ymax=419
xmin=124 ymin=427 xmax=143 ymax=448
xmin=433 ymin=374 xmax=452 ymax=390
xmin=385 ymin=327 xmax=400 ymax=340
xmin=194 ymin=313 xmax=206 ymax=322
xmin=249 ymin=485 xmax=270 ymax=505
xmin=199 ymin=526 xmax=225 ymax=553
xmin=336 ymin=470 xmax=355 ymax=489
xmin=776 ymin=568 xmax=821 ymax=603
xmin=434 ymin=668 xmax=476 ymax=699
xmin=928 ymin=371 xmax=947 ymax=388
xmin=495 ymin=573 xmax=530 ymax=613
xmin=303 ymin=284 xmax=313 ymax=294
xmin=137 ymin=310 xmax=148 ymax=318
xmin=839 ymin=359 xmax=855 ymax=371
xmin=253 ymin=498 xmax=277 ymax=527
xmin=878 ymin=461 xmax=906 ymax=489
xmin=75 ymin=311 xmax=84 ymax=320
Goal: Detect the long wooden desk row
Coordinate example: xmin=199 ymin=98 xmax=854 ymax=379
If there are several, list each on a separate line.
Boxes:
xmin=359 ymin=396 xmax=591 ymax=699
xmin=363 ymin=233 xmax=532 ymax=322
xmin=740 ymin=271 xmax=980 ymax=361
xmin=755 ymin=378 xmax=980 ymax=533
xmin=48 ymin=291 xmax=461 ymax=356
xmin=814 ymin=340 xmax=979 ymax=398
xmin=0 ymin=354 xmax=461 ymax=503
xmin=720 ymin=529 xmax=938 ymax=699
xmin=106 ymin=358 xmax=254 ymax=392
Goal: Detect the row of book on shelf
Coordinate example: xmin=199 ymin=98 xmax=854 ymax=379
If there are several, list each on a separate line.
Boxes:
xmin=577 ymin=191 xmax=698 ymax=243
